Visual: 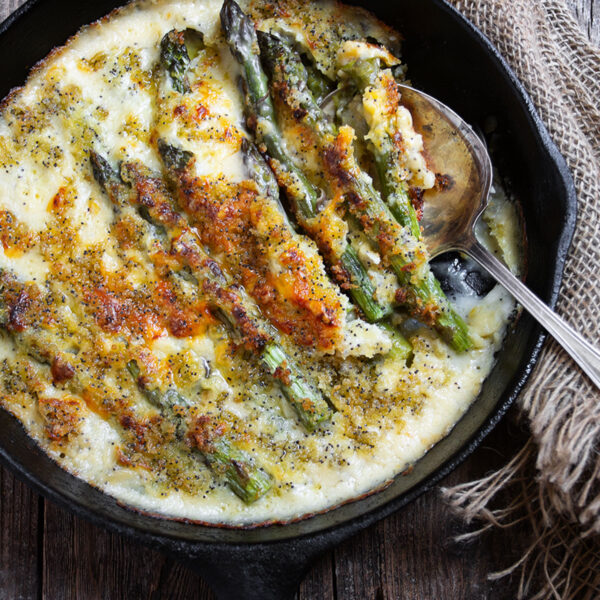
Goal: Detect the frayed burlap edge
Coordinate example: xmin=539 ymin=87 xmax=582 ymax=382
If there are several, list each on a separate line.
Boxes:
xmin=442 ymin=1 xmax=600 ymax=599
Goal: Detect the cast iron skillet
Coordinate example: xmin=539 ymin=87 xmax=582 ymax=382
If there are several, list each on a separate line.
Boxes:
xmin=0 ymin=0 xmax=577 ymax=598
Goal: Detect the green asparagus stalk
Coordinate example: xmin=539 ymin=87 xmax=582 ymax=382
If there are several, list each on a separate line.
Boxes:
xmin=0 ymin=273 xmax=77 ymax=379
xmin=219 ymin=0 xmax=389 ymax=323
xmin=376 ymin=159 xmax=420 ymax=239
xmin=159 ymin=28 xmax=206 ymax=92
xmin=304 ymin=59 xmax=334 ymax=105
xmin=219 ymin=0 xmax=318 ymax=220
xmin=126 ymin=360 xmax=192 ymax=409
xmin=127 ymin=359 xmax=272 ymax=503
xmin=342 ymin=57 xmax=420 ymax=238
xmin=344 ymin=171 xmax=471 ymax=351
xmin=240 ymin=138 xmax=280 ymax=202
xmin=257 ymin=32 xmax=471 ymax=351
xmin=338 ymin=245 xmax=388 ymax=326
xmin=379 ymin=322 xmax=413 ymax=362
xmin=257 ymin=32 xmax=332 ymax=138
xmin=240 ymin=137 xmax=293 ymax=230
xmin=92 ymin=151 xmax=332 ymax=431
xmin=261 ymin=342 xmax=329 ymax=430
xmin=189 ymin=415 xmax=273 ymax=504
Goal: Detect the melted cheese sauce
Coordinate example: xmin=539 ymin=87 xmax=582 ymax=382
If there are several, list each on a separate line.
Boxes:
xmin=0 ymin=0 xmax=521 ymax=525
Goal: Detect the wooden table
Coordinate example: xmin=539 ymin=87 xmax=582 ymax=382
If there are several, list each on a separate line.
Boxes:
xmin=0 ymin=1 xmax=597 ymax=598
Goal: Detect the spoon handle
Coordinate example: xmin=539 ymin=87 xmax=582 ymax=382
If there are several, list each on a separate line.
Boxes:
xmin=467 ymin=242 xmax=600 ymax=389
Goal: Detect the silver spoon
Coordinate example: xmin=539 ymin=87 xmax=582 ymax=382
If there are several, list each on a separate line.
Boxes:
xmin=397 ymin=84 xmax=600 ymax=388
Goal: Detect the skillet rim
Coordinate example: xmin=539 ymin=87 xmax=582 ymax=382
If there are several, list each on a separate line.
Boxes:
xmin=0 ymin=0 xmax=577 ymax=550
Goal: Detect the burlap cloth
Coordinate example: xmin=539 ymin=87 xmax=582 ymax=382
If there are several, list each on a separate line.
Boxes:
xmin=440 ymin=1 xmax=600 ymax=598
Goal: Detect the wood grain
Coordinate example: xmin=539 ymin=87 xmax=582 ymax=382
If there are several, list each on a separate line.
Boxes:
xmin=566 ymin=0 xmax=600 ymax=44
xmin=41 ymin=499 xmax=215 ymax=599
xmin=0 ymin=468 xmax=40 ymax=600
xmin=0 ymin=1 xmax=597 ymax=599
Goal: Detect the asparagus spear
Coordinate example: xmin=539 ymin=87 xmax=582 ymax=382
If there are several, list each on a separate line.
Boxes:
xmin=375 ymin=154 xmax=420 ymax=239
xmin=219 ymin=0 xmax=389 ymax=323
xmin=257 ymin=33 xmax=471 ymax=351
xmin=0 ymin=272 xmax=79 ymax=379
xmin=219 ymin=2 xmax=319 ymax=220
xmin=379 ymin=322 xmax=413 ymax=362
xmin=91 ymin=151 xmax=332 ymax=431
xmin=240 ymin=137 xmax=294 ymax=230
xmin=160 ymin=29 xmax=191 ymax=93
xmin=188 ymin=415 xmax=273 ymax=504
xmin=126 ymin=359 xmax=192 ymax=409
xmin=159 ymin=28 xmax=206 ymax=94
xmin=127 ymin=359 xmax=272 ymax=503
xmin=304 ymin=59 xmax=334 ymax=105
xmin=341 ymin=57 xmax=420 ymax=238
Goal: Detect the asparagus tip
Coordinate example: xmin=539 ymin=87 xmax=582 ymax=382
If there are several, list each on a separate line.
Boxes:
xmin=89 ymin=151 xmax=116 ymax=188
xmin=157 ymin=139 xmax=194 ymax=171
xmin=159 ymin=29 xmax=191 ymax=94
xmin=220 ymin=0 xmax=255 ymax=63
xmin=191 ymin=416 xmax=273 ymax=503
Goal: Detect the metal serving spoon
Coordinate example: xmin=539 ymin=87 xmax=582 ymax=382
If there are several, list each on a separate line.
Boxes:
xmin=398 ymin=84 xmax=600 ymax=389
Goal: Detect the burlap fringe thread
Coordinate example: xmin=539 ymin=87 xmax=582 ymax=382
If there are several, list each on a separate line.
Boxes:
xmin=442 ymin=1 xmax=600 ymax=599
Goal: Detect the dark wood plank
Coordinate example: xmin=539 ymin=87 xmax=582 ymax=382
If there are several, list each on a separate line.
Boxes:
xmin=566 ymin=0 xmax=600 ymax=45
xmin=42 ymin=500 xmax=214 ymax=600
xmin=0 ymin=465 xmax=40 ymax=600
xmin=298 ymin=553 xmax=335 ymax=600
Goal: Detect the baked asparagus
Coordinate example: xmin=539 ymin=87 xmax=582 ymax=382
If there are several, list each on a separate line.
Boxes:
xmin=160 ymin=29 xmax=191 ymax=93
xmin=126 ymin=359 xmax=192 ymax=409
xmin=341 ymin=56 xmax=421 ymax=238
xmin=91 ymin=151 xmax=332 ymax=432
xmin=219 ymin=0 xmax=390 ymax=324
xmin=240 ymin=138 xmax=280 ymax=203
xmin=257 ymin=32 xmax=471 ymax=351
xmin=216 ymin=5 xmax=318 ymax=220
xmin=127 ymin=359 xmax=272 ymax=503
xmin=0 ymin=271 xmax=81 ymax=381
xmin=188 ymin=414 xmax=273 ymax=504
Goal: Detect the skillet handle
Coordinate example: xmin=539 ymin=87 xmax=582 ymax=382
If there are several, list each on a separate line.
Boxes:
xmin=167 ymin=538 xmax=330 ymax=600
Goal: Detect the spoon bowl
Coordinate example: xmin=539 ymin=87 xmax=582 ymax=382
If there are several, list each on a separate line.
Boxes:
xmin=398 ymin=84 xmax=491 ymax=258
xmin=401 ymin=84 xmax=600 ymax=388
